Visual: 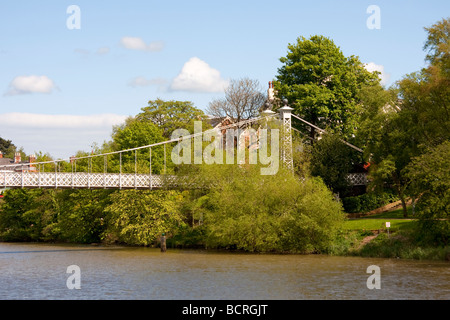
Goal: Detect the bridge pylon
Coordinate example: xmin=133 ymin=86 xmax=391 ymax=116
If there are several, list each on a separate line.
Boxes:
xmin=279 ymin=100 xmax=294 ymax=172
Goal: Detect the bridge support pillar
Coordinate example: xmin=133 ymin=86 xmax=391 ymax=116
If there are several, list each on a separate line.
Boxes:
xmin=279 ymin=100 xmax=294 ymax=172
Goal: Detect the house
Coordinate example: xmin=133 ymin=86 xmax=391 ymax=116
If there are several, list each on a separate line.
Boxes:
xmin=0 ymin=151 xmax=37 ymax=173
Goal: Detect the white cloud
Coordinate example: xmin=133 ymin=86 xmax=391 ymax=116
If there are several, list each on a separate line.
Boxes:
xmin=364 ymin=62 xmax=390 ymax=86
xmin=0 ymin=113 xmax=128 ymax=159
xmin=120 ymin=37 xmax=164 ymax=52
xmin=170 ymin=57 xmax=229 ymax=93
xmin=5 ymin=75 xmax=57 ymax=96
xmin=0 ymin=113 xmax=127 ymax=129
xmin=74 ymin=47 xmax=110 ymax=57
xmin=96 ymin=47 xmax=110 ymax=55
xmin=128 ymin=76 xmax=167 ymax=88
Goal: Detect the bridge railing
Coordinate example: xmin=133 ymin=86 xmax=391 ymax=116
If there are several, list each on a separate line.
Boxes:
xmin=0 ymin=171 xmax=184 ymax=189
xmin=0 ymin=109 xmax=369 ymax=189
xmin=0 ymin=115 xmax=275 ymax=190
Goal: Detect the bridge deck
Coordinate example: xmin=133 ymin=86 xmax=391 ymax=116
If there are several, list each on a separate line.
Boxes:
xmin=0 ymin=172 xmax=175 ymax=189
xmin=1 ymin=171 xmax=368 ymax=190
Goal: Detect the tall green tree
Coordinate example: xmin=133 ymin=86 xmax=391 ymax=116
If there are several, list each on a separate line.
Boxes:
xmin=275 ymin=35 xmax=379 ymax=140
xmin=0 ymin=137 xmax=16 ymax=157
xmin=404 ymin=141 xmax=449 ymax=245
xmin=360 ymin=18 xmax=450 ymax=217
xmin=137 ymin=99 xmax=209 ymax=138
xmin=398 ymin=18 xmax=450 ymax=147
xmin=111 ymin=117 xmax=166 ymax=174
xmin=424 ymin=17 xmax=450 ymax=77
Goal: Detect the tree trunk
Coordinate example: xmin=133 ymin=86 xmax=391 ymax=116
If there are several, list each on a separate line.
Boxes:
xmin=400 ymin=196 xmax=408 ymax=218
xmin=393 ymin=175 xmax=408 ymax=218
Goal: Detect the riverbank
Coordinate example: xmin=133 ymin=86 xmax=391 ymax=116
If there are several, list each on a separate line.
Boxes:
xmin=336 ymin=208 xmax=450 ymax=261
xmin=1 ymin=188 xmax=448 ymax=261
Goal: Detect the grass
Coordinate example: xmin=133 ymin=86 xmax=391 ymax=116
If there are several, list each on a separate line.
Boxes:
xmin=339 ymin=207 xmax=449 ymax=261
xmin=344 ymin=208 xmax=417 ymax=232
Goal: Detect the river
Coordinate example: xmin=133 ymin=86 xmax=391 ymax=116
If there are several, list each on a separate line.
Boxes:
xmin=0 ymin=242 xmax=448 ymax=300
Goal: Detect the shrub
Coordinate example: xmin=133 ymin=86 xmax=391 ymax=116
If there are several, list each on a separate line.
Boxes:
xmin=342 ymin=191 xmax=398 ymax=213
xmin=342 ymin=197 xmax=361 ymax=213
xmin=191 ymin=164 xmax=345 ymax=253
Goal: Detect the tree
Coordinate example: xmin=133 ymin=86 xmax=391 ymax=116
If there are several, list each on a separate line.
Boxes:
xmin=187 ymin=164 xmax=345 ymax=253
xmin=404 ymin=141 xmax=449 ymax=245
xmin=397 ymin=18 xmax=450 ymax=148
xmin=111 ymin=117 xmax=166 ymax=174
xmin=424 ymin=17 xmax=450 ymax=77
xmin=310 ymin=133 xmax=361 ymax=196
xmin=0 ymin=137 xmax=16 ymax=156
xmin=275 ymin=35 xmax=379 ymax=140
xmin=56 ymin=189 xmax=113 ymax=243
xmin=360 ymin=99 xmax=418 ymax=217
xmin=137 ymin=99 xmax=208 ymax=138
xmin=206 ymin=78 xmax=266 ymax=124
xmin=358 ymin=19 xmax=450 ymax=217
xmin=104 ymin=190 xmax=186 ymax=246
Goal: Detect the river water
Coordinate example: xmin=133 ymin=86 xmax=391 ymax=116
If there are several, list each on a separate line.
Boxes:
xmin=0 ymin=242 xmax=448 ymax=300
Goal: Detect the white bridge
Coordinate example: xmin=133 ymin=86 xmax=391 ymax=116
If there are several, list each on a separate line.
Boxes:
xmin=0 ymin=172 xmax=179 ymax=190
xmin=0 ymin=171 xmax=368 ymax=190
xmin=0 ymin=105 xmax=368 ymax=190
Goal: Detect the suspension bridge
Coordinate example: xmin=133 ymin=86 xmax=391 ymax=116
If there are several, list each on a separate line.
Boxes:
xmin=0 ymin=104 xmax=368 ymax=190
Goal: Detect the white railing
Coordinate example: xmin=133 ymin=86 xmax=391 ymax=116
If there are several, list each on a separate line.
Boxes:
xmin=0 ymin=171 xmax=182 ymax=189
xmin=346 ymin=173 xmax=369 ymax=186
xmin=0 ymin=171 xmax=369 ymax=189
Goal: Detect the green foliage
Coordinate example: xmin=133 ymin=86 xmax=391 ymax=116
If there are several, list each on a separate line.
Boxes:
xmin=279 ymin=177 xmax=346 ymax=253
xmin=55 ymin=190 xmax=113 ymax=243
xmin=424 ymin=17 xmax=450 ymax=77
xmin=104 ymin=190 xmax=186 ymax=246
xmin=310 ymin=133 xmax=361 ymax=195
xmin=0 ymin=137 xmax=16 ymax=158
xmin=356 ymin=232 xmax=450 ymax=260
xmin=111 ymin=117 xmax=166 ymax=174
xmin=359 ymin=19 xmax=450 ymax=218
xmin=137 ymin=99 xmax=210 ymax=139
xmin=342 ymin=191 xmax=398 ymax=213
xmin=404 ymin=141 xmax=450 ymax=245
xmin=275 ymin=35 xmax=379 ymax=140
xmin=342 ymin=197 xmax=361 ymax=213
xmin=187 ymin=164 xmax=345 ymax=253
xmin=0 ymin=189 xmax=54 ymax=241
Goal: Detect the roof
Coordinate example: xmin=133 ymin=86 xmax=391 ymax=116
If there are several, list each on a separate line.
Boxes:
xmin=0 ymin=158 xmax=14 ymax=166
xmin=0 ymin=157 xmax=35 ymax=172
xmin=207 ymin=116 xmax=236 ymax=128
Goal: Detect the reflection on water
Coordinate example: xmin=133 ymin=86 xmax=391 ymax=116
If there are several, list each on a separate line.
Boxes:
xmin=0 ymin=242 xmax=448 ymax=300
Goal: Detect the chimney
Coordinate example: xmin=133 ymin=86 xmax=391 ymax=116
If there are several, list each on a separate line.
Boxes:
xmin=29 ymin=154 xmax=36 ymax=163
xmin=268 ymin=81 xmax=274 ymax=101
xmin=14 ymin=152 xmax=21 ymax=163
xmin=0 ymin=151 xmax=3 ymax=159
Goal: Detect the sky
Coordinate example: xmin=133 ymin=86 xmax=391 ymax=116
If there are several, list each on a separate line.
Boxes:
xmin=0 ymin=0 xmax=449 ymax=159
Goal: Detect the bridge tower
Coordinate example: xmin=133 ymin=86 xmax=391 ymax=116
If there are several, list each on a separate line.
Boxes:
xmin=279 ymin=99 xmax=294 ymax=172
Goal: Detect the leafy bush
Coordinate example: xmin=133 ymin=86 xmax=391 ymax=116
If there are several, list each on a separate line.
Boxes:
xmin=342 ymin=191 xmax=398 ymax=213
xmin=342 ymin=197 xmax=361 ymax=213
xmin=190 ymin=164 xmax=345 ymax=253
xmin=104 ymin=190 xmax=187 ymax=246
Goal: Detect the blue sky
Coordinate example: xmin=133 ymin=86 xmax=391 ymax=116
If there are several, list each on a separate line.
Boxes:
xmin=1 ymin=0 xmax=448 ymax=159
